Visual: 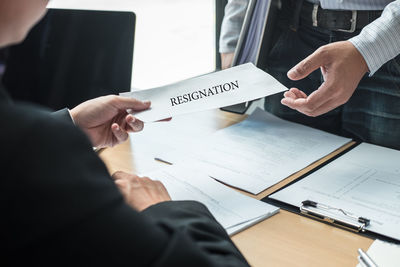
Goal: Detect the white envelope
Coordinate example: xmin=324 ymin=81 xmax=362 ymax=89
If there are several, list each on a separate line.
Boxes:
xmin=120 ymin=63 xmax=287 ymax=122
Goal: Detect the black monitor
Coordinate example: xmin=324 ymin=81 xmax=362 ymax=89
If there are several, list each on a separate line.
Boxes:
xmin=3 ymin=9 xmax=136 ymax=110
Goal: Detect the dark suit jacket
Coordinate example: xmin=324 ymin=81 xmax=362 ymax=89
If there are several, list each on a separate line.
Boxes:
xmin=0 ymin=89 xmax=249 ymax=266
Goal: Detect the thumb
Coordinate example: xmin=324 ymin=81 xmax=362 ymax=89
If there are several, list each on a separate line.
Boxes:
xmin=111 ymin=96 xmax=151 ymax=111
xmin=111 ymin=170 xmax=132 ymax=181
xmin=287 ymin=48 xmax=325 ymax=81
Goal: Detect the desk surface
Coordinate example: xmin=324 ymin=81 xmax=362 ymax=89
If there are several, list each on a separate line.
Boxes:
xmin=99 ymin=109 xmax=373 ymax=267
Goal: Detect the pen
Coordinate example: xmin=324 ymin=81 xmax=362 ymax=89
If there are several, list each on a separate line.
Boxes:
xmin=358 ymin=248 xmax=377 ymax=267
xmin=154 ymin=157 xmax=173 ymax=165
xmin=357 ymin=256 xmax=368 ymax=267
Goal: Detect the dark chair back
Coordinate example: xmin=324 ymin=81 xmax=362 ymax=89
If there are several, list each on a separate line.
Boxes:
xmin=3 ymin=9 xmax=135 ymax=110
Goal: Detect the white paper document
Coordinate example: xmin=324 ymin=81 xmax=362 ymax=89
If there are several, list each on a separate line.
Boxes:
xmin=270 ymin=143 xmax=400 ymax=241
xmin=120 ymin=63 xmax=287 ymax=122
xmin=145 ymin=165 xmax=279 ymax=235
xmin=356 ymin=239 xmax=400 ymax=267
xmin=160 ymin=108 xmax=351 ymax=194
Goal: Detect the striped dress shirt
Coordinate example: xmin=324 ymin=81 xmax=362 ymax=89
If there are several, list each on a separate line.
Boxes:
xmin=348 ymin=1 xmax=400 ymax=74
xmin=219 ymin=0 xmax=400 ymax=74
xmin=307 ymin=0 xmax=392 ymax=10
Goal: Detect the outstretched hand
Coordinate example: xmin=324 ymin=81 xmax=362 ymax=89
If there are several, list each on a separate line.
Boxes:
xmin=70 ymin=95 xmax=150 ymax=148
xmin=281 ymin=41 xmax=369 ymax=117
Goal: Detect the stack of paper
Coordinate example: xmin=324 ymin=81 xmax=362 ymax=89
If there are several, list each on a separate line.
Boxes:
xmin=145 ymin=165 xmax=279 ymax=235
xmin=269 ymin=143 xmax=400 ymax=241
xmin=159 ymin=108 xmax=352 ymax=194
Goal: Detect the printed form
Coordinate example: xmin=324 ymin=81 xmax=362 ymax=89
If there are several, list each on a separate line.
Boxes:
xmin=270 ymin=143 xmax=400 ymax=241
xmin=145 ymin=165 xmax=279 ymax=235
xmin=160 ymin=108 xmax=351 ymax=194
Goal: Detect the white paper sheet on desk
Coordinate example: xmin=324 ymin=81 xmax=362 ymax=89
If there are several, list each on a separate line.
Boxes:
xmin=120 ymin=63 xmax=287 ymax=122
xmin=158 ymin=108 xmax=352 ymax=194
xmin=270 ymin=143 xmax=400 ymax=241
xmin=144 ymin=165 xmax=279 ymax=236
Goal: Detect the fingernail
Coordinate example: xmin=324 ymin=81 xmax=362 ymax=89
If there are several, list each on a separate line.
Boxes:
xmin=133 ymin=124 xmax=141 ymax=131
xmin=287 ymin=68 xmax=297 ymax=78
xmin=114 ymin=125 xmax=120 ymax=131
xmin=143 ymin=100 xmax=151 ymax=105
xmin=126 ymin=114 xmax=135 ymax=123
xmin=133 ymin=122 xmax=143 ymax=131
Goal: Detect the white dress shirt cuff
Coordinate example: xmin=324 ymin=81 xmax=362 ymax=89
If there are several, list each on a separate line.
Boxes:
xmin=67 ymin=109 xmax=76 ymax=125
xmin=349 ymin=1 xmax=400 ymax=76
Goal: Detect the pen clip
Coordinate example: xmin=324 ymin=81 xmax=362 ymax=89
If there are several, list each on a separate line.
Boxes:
xmin=300 ymin=200 xmax=370 ymax=232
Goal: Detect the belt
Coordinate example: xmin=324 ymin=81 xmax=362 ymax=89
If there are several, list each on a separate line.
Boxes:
xmin=300 ymin=1 xmax=383 ymax=33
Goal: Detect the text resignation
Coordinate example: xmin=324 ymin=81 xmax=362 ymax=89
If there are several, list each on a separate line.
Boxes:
xmin=170 ymin=80 xmax=239 ymax=107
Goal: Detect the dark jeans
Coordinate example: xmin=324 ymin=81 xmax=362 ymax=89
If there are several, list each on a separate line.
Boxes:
xmin=264 ymin=3 xmax=400 ymax=150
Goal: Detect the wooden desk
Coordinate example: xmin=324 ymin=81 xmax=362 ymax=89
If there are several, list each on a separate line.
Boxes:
xmin=99 ymin=109 xmax=373 ymax=267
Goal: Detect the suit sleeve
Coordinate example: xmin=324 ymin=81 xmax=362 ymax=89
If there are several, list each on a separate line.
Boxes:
xmin=0 ymin=84 xmax=13 ymax=104
xmin=142 ymin=201 xmax=249 ymax=267
xmin=51 ymin=107 xmax=75 ymax=124
xmin=5 ymin=110 xmax=249 ymax=267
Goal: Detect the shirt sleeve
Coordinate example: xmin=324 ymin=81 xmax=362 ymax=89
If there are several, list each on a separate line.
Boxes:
xmin=349 ymin=0 xmax=400 ymax=75
xmin=219 ymin=0 xmax=249 ymax=54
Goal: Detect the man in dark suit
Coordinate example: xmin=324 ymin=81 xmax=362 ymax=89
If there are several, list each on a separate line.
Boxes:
xmin=0 ymin=0 xmax=249 ymax=266
xmin=1 ymin=100 xmax=248 ymax=266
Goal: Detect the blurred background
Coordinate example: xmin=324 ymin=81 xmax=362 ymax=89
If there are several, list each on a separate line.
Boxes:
xmin=48 ymin=0 xmax=216 ymax=90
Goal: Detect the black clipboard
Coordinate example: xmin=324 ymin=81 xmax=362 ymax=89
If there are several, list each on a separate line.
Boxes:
xmin=261 ymin=142 xmax=400 ymax=244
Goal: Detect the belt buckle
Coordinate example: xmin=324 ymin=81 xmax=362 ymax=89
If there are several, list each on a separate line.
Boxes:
xmin=312 ymin=4 xmax=319 ymax=27
xmin=312 ymin=5 xmax=358 ymax=33
xmin=337 ymin=10 xmax=357 ymax=33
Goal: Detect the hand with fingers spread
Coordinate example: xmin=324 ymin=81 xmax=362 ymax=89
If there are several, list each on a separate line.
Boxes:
xmin=112 ymin=171 xmax=171 ymax=212
xmin=281 ymin=41 xmax=369 ymax=117
xmin=70 ymin=95 xmax=150 ymax=148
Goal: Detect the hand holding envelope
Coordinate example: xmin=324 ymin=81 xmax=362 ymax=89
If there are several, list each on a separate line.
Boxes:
xmin=120 ymin=63 xmax=287 ymax=122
